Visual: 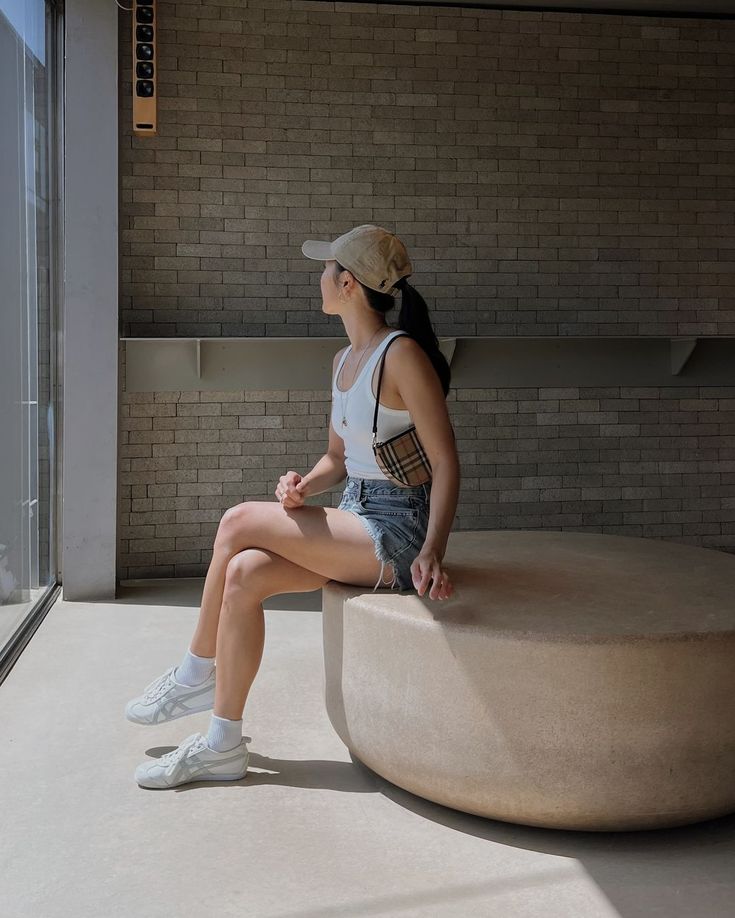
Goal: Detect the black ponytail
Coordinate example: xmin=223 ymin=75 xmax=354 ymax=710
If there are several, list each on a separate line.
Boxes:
xmin=333 ymin=261 xmax=451 ymax=397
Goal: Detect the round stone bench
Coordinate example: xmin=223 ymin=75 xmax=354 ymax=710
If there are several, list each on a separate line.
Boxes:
xmin=321 ymin=530 xmax=735 ymax=832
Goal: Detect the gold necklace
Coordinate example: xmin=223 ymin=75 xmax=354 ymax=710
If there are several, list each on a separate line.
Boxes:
xmin=338 ymin=327 xmax=389 ymax=428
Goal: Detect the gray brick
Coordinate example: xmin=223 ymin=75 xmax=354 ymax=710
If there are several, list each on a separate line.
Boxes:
xmin=116 ymin=6 xmax=735 ymax=579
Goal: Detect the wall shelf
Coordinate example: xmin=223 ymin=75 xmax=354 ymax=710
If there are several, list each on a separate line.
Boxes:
xmin=120 ymin=336 xmax=735 ymax=393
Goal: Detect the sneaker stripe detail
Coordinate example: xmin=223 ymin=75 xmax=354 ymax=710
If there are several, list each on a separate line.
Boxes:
xmin=128 ymin=669 xmax=216 ymax=725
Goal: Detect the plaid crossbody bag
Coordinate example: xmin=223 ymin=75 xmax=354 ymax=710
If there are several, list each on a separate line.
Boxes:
xmin=371 ymin=333 xmax=433 ymax=488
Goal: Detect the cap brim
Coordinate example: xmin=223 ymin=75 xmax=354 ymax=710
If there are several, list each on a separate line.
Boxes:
xmin=301 ymin=240 xmax=334 ymax=260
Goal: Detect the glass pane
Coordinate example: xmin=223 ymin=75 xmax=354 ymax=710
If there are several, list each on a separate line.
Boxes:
xmin=0 ymin=0 xmax=59 ymax=655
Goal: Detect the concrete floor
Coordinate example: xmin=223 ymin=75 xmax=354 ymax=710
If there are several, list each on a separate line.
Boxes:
xmin=1 ymin=579 xmax=734 ymax=918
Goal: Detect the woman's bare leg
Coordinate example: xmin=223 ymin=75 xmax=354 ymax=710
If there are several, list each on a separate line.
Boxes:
xmin=189 ymin=542 xmax=237 ymax=658
xmin=213 ymin=547 xmax=329 ymax=720
xmin=187 ymin=500 xmax=395 ymax=660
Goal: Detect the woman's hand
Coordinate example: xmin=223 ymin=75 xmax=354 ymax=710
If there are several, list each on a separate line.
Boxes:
xmin=411 ymin=547 xmax=453 ymax=601
xmin=275 ymin=471 xmax=309 ymax=510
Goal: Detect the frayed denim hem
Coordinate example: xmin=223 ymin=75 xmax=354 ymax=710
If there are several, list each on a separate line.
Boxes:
xmin=373 ymin=557 xmax=399 ymax=592
xmin=343 ymin=508 xmax=417 ymax=593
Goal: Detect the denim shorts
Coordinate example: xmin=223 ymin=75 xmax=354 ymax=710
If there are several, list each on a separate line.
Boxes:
xmin=336 ymin=475 xmax=432 ymax=593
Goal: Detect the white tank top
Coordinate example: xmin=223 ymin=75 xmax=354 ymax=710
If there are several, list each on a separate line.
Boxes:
xmin=331 ymin=329 xmax=412 ymax=480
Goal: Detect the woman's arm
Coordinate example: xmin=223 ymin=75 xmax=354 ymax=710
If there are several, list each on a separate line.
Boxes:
xmin=300 ymin=451 xmax=346 ymax=497
xmin=422 ymin=456 xmax=460 ymax=557
xmin=391 ymin=337 xmax=460 ymax=558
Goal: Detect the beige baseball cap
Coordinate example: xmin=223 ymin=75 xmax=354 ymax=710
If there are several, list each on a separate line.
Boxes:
xmin=301 ymin=224 xmax=412 ymax=296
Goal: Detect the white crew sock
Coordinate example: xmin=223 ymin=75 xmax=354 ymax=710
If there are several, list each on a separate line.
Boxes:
xmin=207 ymin=714 xmax=243 ymax=752
xmin=174 ymin=647 xmax=215 ymax=686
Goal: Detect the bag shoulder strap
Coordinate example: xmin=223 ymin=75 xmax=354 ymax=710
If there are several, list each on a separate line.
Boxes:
xmin=372 ymin=332 xmax=411 ymax=436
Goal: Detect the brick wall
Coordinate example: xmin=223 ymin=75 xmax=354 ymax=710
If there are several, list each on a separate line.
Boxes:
xmin=117 ymin=1 xmax=735 ymax=579
xmin=118 ymin=343 xmax=735 ymax=579
xmin=119 ymin=2 xmax=735 ymax=338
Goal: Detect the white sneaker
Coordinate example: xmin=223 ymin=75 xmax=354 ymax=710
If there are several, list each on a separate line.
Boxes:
xmin=134 ymin=731 xmax=249 ymax=789
xmin=125 ymin=665 xmax=216 ymax=725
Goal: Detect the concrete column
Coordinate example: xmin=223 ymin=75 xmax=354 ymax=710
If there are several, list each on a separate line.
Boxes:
xmin=62 ymin=0 xmax=118 ymax=599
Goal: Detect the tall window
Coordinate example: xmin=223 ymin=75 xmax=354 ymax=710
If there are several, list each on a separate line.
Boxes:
xmin=0 ymin=0 xmax=61 ymax=662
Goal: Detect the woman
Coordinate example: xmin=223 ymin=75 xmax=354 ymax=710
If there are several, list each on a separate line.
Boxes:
xmin=128 ymin=224 xmax=460 ymax=789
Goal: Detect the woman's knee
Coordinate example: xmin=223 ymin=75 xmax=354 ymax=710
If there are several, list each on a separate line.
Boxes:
xmin=223 ymin=548 xmax=269 ymax=594
xmin=215 ymin=501 xmax=256 ymax=550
